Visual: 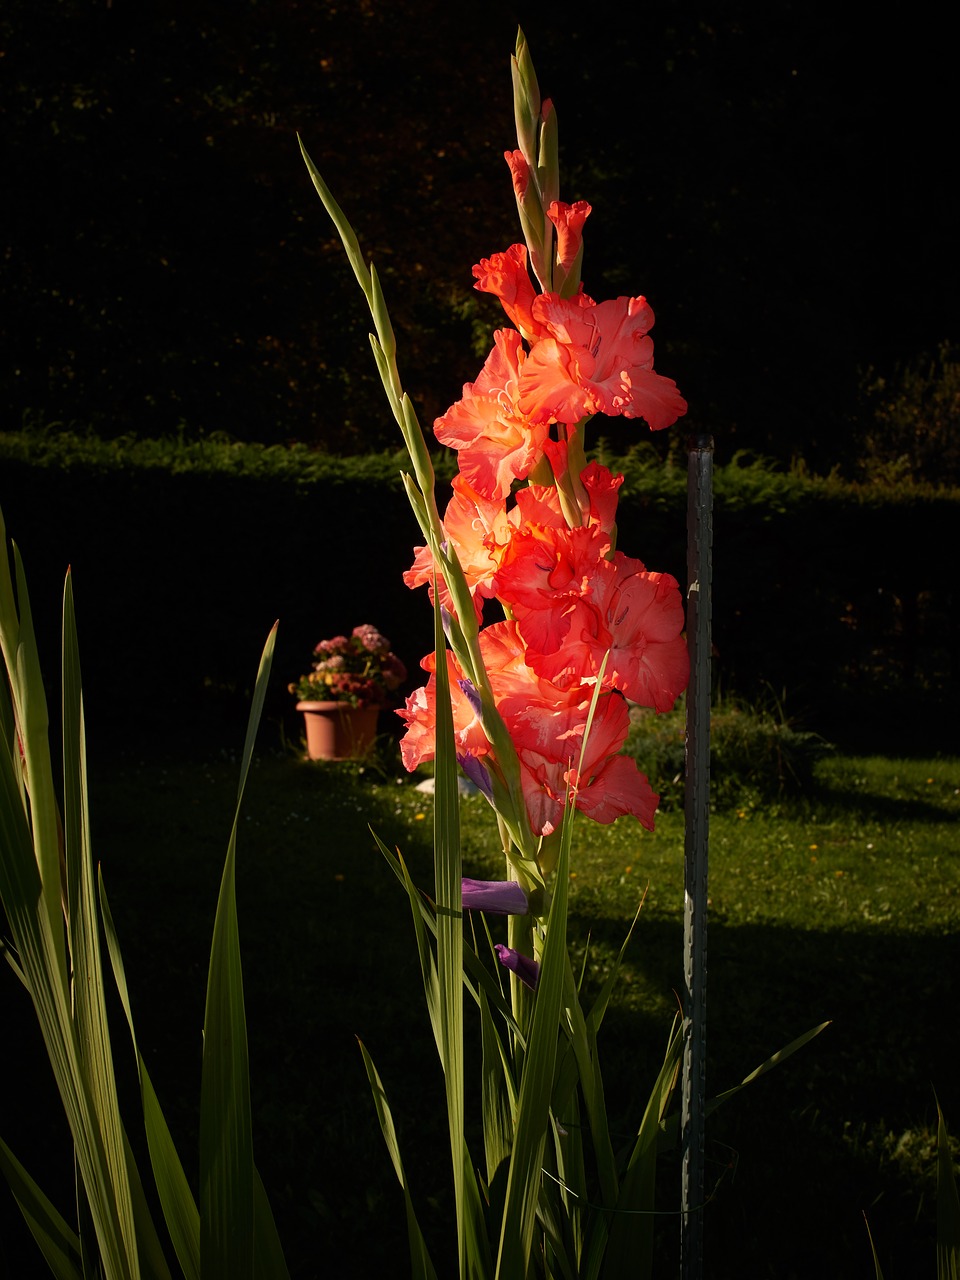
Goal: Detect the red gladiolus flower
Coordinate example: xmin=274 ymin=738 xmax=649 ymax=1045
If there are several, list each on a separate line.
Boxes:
xmin=397 ymin=650 xmax=489 ymax=772
xmin=509 ymin=680 xmax=659 ymax=836
xmin=519 ymin=293 xmax=688 ymax=429
xmin=568 ymin=753 xmax=659 ymax=828
xmin=434 ymin=328 xmax=552 ymax=501
xmin=404 ymin=475 xmax=511 ymax=620
xmin=588 ymin=557 xmax=690 ymax=711
xmin=397 ymin=619 xmax=661 ymax=838
xmin=472 ymin=244 xmax=541 ymax=342
xmin=494 ymin=522 xmax=610 ymax=655
xmin=520 ymin=552 xmax=690 ymax=713
xmin=477 ymin=622 xmax=658 ymax=836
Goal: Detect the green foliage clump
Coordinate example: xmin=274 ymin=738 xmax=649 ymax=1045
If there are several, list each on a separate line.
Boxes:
xmin=0 ymin=422 xmax=430 ymax=485
xmin=623 ymin=693 xmax=833 ymax=810
xmin=855 ymin=340 xmax=960 ymax=486
xmin=2 ymin=423 xmax=466 ymax=487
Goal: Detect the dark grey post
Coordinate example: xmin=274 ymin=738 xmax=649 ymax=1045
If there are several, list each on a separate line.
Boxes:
xmin=680 ymin=433 xmax=714 ymax=1278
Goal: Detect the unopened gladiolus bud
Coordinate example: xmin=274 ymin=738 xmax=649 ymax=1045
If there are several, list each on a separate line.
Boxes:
xmin=494 ymin=943 xmax=540 ymax=991
xmin=458 ymin=753 xmax=494 ymax=801
xmin=462 ymin=879 xmax=529 ymax=915
xmin=547 ymin=199 xmax=591 ymax=298
xmin=511 ymin=30 xmax=541 ymax=167
xmin=537 ymin=98 xmax=559 ymax=210
xmin=504 ymin=149 xmax=530 ymax=201
xmin=503 ymin=152 xmax=548 ymax=291
xmin=440 ymin=604 xmax=454 ymax=642
xmin=457 ymin=678 xmax=483 ymax=720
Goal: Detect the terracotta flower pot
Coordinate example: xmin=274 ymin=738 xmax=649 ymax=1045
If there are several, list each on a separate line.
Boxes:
xmin=296 ymin=700 xmax=380 ymax=761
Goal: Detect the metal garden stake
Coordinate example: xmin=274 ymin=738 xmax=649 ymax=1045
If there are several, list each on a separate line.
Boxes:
xmin=680 ymin=433 xmax=714 ymax=1278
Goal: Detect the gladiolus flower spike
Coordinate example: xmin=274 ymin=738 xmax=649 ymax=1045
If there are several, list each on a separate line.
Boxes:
xmin=396 ymin=42 xmax=689 ymax=860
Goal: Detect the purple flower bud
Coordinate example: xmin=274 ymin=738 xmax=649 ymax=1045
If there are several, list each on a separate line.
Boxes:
xmin=461 ymin=878 xmax=529 ymax=915
xmin=457 ymin=753 xmax=493 ymax=800
xmin=457 ymin=678 xmax=484 ymax=721
xmin=440 ymin=605 xmax=454 ymax=642
xmin=494 ymin=944 xmax=540 ymax=991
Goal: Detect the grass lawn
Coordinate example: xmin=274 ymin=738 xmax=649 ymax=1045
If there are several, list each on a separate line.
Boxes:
xmin=1 ymin=729 xmax=958 ymax=1278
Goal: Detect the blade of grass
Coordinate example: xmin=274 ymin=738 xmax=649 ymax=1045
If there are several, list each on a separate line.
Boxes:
xmin=252 ymin=1165 xmax=290 ymax=1280
xmin=584 ymin=893 xmax=647 ymax=1040
xmin=862 ymin=1211 xmax=885 ymax=1280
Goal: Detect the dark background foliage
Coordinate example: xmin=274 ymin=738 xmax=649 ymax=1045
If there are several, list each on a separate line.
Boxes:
xmin=2 ymin=0 xmax=956 ymax=468
xmin=1 ymin=438 xmax=955 ymax=758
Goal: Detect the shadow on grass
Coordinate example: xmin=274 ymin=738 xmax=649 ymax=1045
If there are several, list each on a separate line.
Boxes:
xmin=565 ymin=904 xmax=958 ymax=1280
xmin=806 ymin=781 xmax=958 ymax=825
xmin=1 ymin=745 xmax=956 ymax=1278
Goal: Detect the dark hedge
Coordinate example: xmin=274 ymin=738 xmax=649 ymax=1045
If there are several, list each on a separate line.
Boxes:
xmin=1 ymin=431 xmax=955 ymax=753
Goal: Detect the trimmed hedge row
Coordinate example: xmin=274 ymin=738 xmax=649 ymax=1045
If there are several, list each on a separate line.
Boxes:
xmin=1 ymin=431 xmax=956 ymax=751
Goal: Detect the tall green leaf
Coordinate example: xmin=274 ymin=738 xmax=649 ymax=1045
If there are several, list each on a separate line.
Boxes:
xmin=479 ymin=989 xmax=516 ymax=1190
xmin=371 ymin=830 xmax=519 ymax=1040
xmin=431 ymin=591 xmax=469 ymax=1274
xmin=0 ymin=1135 xmax=82 ymax=1279
xmin=431 ymin=593 xmax=492 ymax=1278
xmin=99 ymin=872 xmax=201 ymax=1280
xmin=61 ymin=572 xmax=141 ymax=1276
xmin=199 ymin=622 xmax=289 ymax=1280
xmin=0 ymin=524 xmax=139 ymax=1280
xmin=0 ymin=515 xmax=65 ymax=974
xmin=599 ymin=1019 xmax=683 ymax=1278
xmin=357 ymin=1040 xmax=438 ymax=1280
xmin=495 ymin=808 xmax=574 ymax=1277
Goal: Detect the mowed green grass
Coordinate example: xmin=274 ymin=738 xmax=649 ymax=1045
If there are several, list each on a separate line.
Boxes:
xmin=2 ymin=745 xmax=958 ymax=1278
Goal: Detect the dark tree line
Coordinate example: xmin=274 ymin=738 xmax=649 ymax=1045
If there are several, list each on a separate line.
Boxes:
xmin=2 ymin=0 xmax=955 ymax=470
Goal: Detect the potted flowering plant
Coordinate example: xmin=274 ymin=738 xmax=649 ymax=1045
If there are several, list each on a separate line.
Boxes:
xmin=289 ymin=624 xmax=406 ymax=759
